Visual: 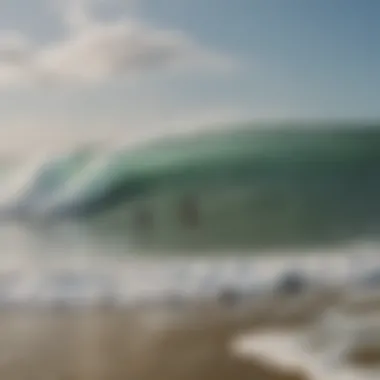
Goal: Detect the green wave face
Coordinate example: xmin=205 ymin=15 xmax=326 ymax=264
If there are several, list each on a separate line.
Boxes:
xmin=71 ymin=123 xmax=380 ymax=252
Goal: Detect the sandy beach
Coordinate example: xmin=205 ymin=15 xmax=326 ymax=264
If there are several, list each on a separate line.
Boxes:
xmin=0 ymin=309 xmax=307 ymax=380
xmin=0 ymin=290 xmax=342 ymax=380
xmin=0 ymin=285 xmax=378 ymax=380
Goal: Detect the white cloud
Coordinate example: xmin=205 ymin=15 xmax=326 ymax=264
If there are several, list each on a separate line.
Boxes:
xmin=58 ymin=0 xmax=97 ymax=32
xmin=35 ymin=22 xmax=221 ymax=84
xmin=0 ymin=0 xmax=236 ymax=88
xmin=0 ymin=33 xmax=35 ymax=86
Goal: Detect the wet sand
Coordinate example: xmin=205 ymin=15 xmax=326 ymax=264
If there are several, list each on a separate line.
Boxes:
xmin=0 ymin=292 xmax=341 ymax=380
xmin=0 ymin=309 xmax=308 ymax=380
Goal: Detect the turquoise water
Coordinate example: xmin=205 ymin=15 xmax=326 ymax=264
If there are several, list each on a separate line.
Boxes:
xmin=1 ymin=121 xmax=379 ymax=252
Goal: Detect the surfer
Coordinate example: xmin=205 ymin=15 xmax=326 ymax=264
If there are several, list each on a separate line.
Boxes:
xmin=179 ymin=195 xmax=199 ymax=228
xmin=134 ymin=205 xmax=154 ymax=231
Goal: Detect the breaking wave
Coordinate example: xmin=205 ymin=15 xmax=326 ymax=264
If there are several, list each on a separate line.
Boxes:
xmin=1 ymin=121 xmax=380 ymax=250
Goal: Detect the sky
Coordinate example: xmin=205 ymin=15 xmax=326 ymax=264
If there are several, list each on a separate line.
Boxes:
xmin=0 ymin=0 xmax=379 ymax=155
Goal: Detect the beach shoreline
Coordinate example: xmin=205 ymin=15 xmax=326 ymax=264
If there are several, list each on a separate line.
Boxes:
xmin=0 ymin=284 xmax=377 ymax=379
xmin=0 ymin=289 xmax=341 ymax=380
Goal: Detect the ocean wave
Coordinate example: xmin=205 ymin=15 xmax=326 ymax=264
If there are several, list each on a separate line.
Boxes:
xmin=1 ymin=123 xmax=380 ymax=249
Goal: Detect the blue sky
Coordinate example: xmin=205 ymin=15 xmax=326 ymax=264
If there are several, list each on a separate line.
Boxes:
xmin=0 ymin=0 xmax=379 ymax=155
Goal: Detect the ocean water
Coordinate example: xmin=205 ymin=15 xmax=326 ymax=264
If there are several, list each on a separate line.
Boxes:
xmin=0 ymin=123 xmax=380 ymax=300
xmin=1 ymin=123 xmax=380 ymax=378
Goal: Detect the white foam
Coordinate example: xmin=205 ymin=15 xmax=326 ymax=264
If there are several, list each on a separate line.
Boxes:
xmin=231 ymin=329 xmax=380 ymax=380
xmin=231 ymin=296 xmax=380 ymax=380
xmin=0 ymin=250 xmax=373 ymax=306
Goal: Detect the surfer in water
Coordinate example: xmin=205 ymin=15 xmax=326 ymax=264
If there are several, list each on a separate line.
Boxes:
xmin=179 ymin=195 xmax=199 ymax=228
xmin=135 ymin=205 xmax=154 ymax=232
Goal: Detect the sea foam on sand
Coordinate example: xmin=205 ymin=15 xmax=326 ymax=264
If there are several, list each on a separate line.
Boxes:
xmin=231 ymin=288 xmax=380 ymax=380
